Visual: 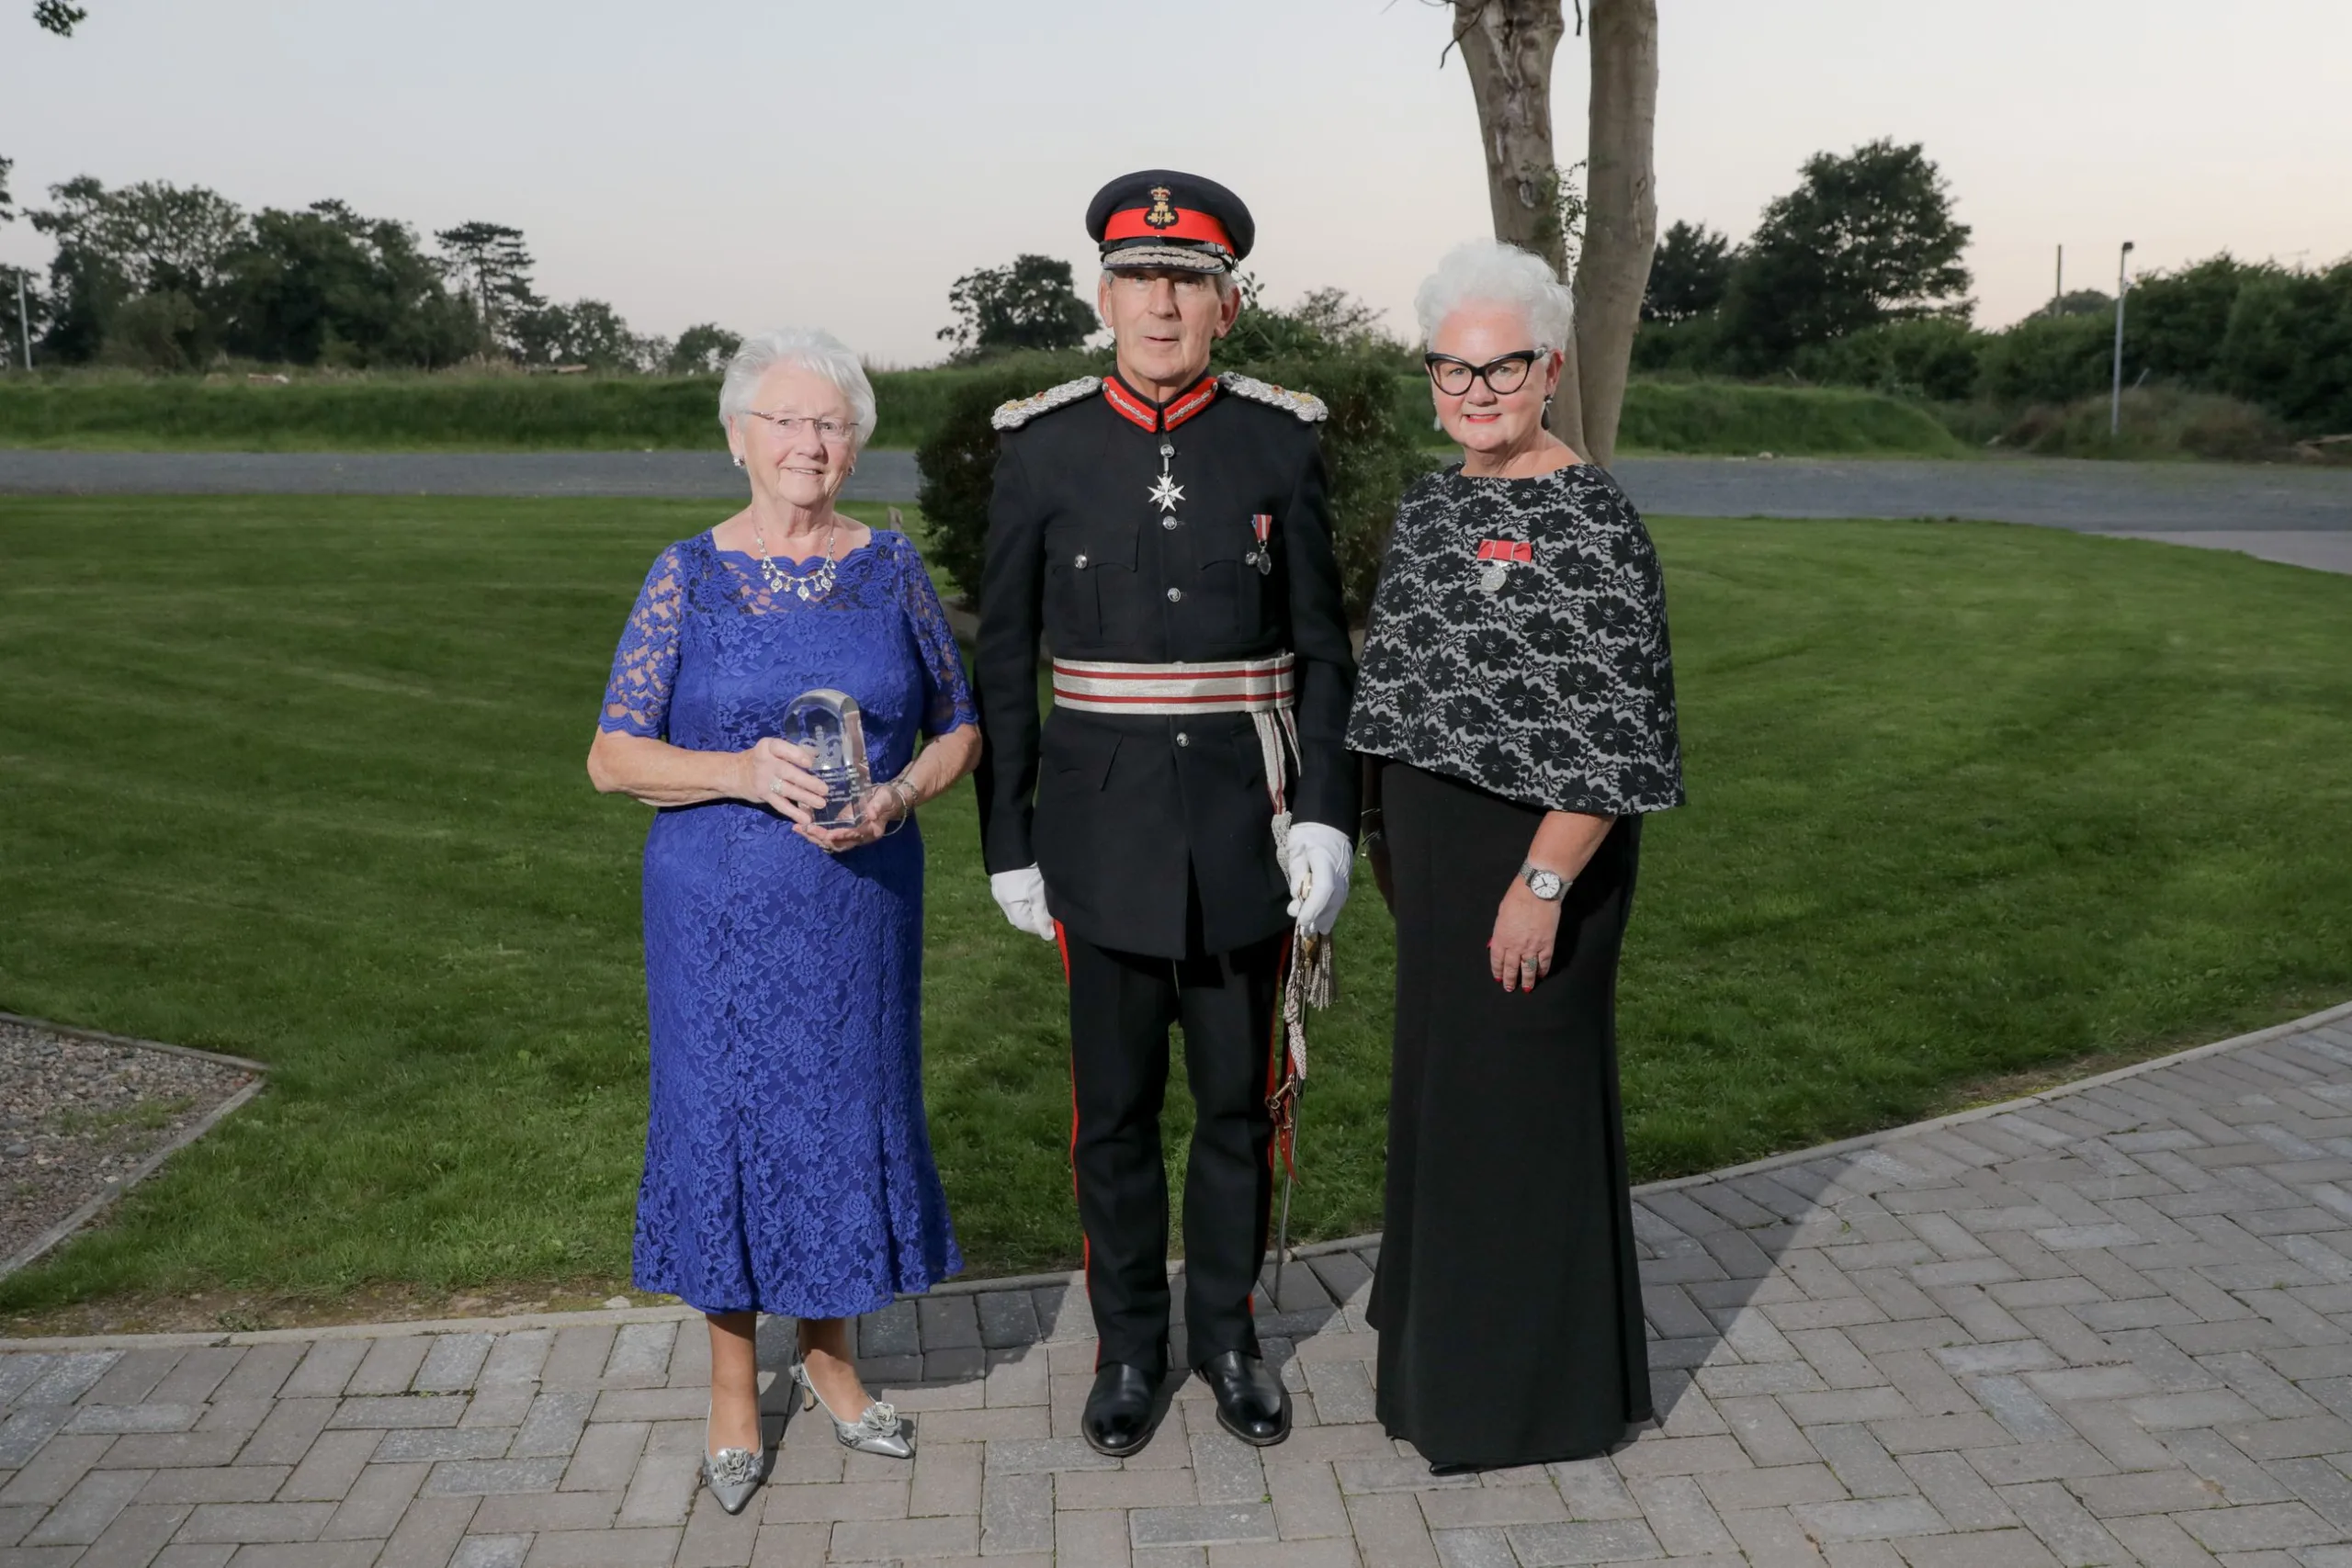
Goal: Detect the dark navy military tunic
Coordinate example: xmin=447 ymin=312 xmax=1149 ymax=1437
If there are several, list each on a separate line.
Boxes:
xmin=974 ymin=372 xmax=1359 ymax=959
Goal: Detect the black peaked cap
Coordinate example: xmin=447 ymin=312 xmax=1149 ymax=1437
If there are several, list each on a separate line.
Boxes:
xmin=1085 ymin=170 xmax=1254 ymax=273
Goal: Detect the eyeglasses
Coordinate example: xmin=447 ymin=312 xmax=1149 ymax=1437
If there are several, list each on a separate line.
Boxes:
xmin=742 ymin=411 xmax=855 ymax=444
xmin=1109 ymin=269 xmax=1224 ymax=298
xmin=1424 ymin=351 xmax=1542 ymax=397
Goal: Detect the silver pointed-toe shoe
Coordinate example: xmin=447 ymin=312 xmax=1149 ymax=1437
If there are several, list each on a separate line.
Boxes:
xmin=793 ymin=1359 xmax=913 ymax=1459
xmin=701 ymin=1404 xmax=769 ymax=1516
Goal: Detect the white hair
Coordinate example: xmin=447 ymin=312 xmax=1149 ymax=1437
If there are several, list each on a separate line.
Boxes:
xmin=1413 ymin=240 xmax=1576 ymax=352
xmin=717 ymin=327 xmax=877 ymax=450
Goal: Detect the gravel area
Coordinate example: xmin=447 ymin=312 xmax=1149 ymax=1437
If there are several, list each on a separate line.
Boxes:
xmin=0 ymin=1020 xmax=260 ymax=1271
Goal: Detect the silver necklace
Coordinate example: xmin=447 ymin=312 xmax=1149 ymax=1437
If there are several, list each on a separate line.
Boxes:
xmin=752 ymin=516 xmax=839 ymax=602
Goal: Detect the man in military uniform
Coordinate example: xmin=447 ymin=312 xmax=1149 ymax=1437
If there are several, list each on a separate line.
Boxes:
xmin=974 ymin=171 xmax=1358 ymax=1455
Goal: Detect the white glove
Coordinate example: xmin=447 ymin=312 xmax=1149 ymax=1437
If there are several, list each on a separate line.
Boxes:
xmin=1283 ymin=820 xmax=1354 ymax=936
xmin=989 ymin=866 xmax=1057 ymax=942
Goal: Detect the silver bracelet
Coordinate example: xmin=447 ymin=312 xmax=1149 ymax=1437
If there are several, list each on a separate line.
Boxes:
xmin=882 ymin=776 xmax=918 ymax=834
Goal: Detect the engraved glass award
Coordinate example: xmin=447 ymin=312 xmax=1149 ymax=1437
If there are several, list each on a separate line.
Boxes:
xmin=781 ymin=689 xmax=873 ymax=829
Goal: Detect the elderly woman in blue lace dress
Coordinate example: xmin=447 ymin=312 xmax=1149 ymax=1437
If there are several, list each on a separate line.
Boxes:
xmin=588 ymin=328 xmax=980 ymax=1511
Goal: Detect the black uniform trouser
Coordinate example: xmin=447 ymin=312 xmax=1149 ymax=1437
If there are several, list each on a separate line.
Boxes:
xmin=1063 ymin=919 xmax=1285 ymax=1375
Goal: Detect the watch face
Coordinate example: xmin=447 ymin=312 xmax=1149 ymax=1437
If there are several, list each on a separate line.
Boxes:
xmin=1528 ymin=869 xmax=1565 ymax=900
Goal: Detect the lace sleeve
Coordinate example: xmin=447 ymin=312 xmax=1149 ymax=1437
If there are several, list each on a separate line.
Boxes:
xmin=900 ymin=542 xmax=979 ymax=739
xmin=599 ymin=544 xmax=688 ymax=737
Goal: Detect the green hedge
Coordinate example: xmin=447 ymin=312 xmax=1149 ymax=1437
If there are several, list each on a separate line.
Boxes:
xmin=1633 ymin=255 xmax=2352 ymax=436
xmin=0 ymin=363 xmax=1968 ymax=464
xmin=0 ymin=367 xmax=1079 ymax=452
xmin=1615 ymin=379 xmax=1967 ymax=457
xmin=916 ymin=354 xmax=1431 ymax=623
xmin=0 ymin=374 xmax=727 ymax=452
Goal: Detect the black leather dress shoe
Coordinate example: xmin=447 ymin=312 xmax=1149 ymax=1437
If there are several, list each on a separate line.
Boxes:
xmin=1195 ymin=1350 xmax=1291 ymax=1446
xmin=1081 ymin=1363 xmax=1159 ymax=1457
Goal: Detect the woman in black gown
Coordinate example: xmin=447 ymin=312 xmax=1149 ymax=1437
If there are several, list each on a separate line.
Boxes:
xmin=1346 ymin=240 xmax=1684 ymax=1470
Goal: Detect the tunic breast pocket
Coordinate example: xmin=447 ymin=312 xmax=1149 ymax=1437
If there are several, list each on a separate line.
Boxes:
xmin=1193 ymin=515 xmax=1272 ymax=640
xmin=1044 ymin=519 xmax=1138 ymax=646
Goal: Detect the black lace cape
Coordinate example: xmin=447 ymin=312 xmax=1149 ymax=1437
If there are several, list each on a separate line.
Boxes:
xmin=1345 ymin=462 xmax=1685 ymax=817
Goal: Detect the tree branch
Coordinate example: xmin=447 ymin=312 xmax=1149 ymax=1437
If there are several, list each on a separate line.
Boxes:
xmin=33 ymin=1 xmax=86 ymax=37
xmin=1426 ymin=0 xmax=1487 ymax=69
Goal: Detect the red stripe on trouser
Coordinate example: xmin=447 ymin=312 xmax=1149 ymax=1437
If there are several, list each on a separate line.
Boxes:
xmin=1056 ymin=919 xmax=1095 ymax=1350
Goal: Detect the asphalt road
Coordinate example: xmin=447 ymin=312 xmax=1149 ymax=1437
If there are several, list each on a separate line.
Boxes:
xmin=6 ymin=448 xmax=2349 ymax=572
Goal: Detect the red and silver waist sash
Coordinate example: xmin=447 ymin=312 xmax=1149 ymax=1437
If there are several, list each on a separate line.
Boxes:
xmin=1051 ymin=653 xmax=1301 ymax=814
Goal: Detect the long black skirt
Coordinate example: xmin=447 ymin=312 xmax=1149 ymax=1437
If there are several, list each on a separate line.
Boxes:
xmin=1368 ymin=762 xmax=1653 ymax=1467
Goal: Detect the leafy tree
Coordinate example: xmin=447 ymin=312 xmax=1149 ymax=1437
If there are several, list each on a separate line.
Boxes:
xmin=2128 ymin=255 xmax=2257 ymax=387
xmin=100 ymin=288 xmax=199 ymax=369
xmin=434 ymin=220 xmax=538 ymax=354
xmin=33 ymin=175 xmax=247 ymax=296
xmin=32 ymin=1 xmax=83 ymax=34
xmin=2219 ymin=263 xmax=2352 ymax=432
xmin=1715 ymin=139 xmax=1972 ymax=371
xmin=1792 ymin=316 xmax=1981 ymax=401
xmin=1977 ymin=311 xmax=2112 ymax=406
xmin=509 ymin=298 xmax=655 ymax=371
xmin=30 ymin=175 xmax=249 ymax=363
xmin=220 ymin=200 xmax=471 ymax=367
xmin=2049 ymin=289 xmax=2111 ymax=319
xmin=1642 ymin=220 xmax=1733 ymax=323
xmin=667 ymin=322 xmax=741 ymax=375
xmin=1223 ymin=276 xmax=1400 ymax=364
xmin=0 ymin=154 xmax=13 ymax=225
xmin=937 ymin=254 xmax=1096 ymax=356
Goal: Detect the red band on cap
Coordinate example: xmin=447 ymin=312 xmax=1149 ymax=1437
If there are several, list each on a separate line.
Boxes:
xmin=1102 ymin=207 xmax=1234 ymax=252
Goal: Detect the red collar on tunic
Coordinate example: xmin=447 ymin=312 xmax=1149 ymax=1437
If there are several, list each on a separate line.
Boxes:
xmin=1102 ymin=373 xmax=1218 ymax=433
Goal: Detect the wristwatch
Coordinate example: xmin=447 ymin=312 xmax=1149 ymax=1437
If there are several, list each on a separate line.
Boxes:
xmin=1520 ymin=861 xmax=1569 ymax=902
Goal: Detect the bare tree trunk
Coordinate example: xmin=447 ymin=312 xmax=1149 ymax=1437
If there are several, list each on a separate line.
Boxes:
xmin=1573 ymin=0 xmax=1658 ymax=467
xmin=1451 ymin=0 xmax=1586 ymax=457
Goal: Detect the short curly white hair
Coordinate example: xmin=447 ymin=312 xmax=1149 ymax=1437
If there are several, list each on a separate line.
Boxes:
xmin=717 ymin=327 xmax=878 ymax=450
xmin=1413 ymin=240 xmax=1576 ymax=353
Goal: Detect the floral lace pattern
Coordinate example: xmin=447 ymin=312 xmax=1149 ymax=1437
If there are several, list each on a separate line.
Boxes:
xmin=1346 ymin=464 xmax=1684 ymax=817
xmin=600 ymin=529 xmax=977 ymax=1317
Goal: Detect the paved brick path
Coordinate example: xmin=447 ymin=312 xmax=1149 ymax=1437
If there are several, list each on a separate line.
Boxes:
xmin=7 ymin=1001 xmax=2352 ymax=1566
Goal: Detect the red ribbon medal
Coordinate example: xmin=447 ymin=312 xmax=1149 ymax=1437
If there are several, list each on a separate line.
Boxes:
xmin=1250 ymin=513 xmax=1274 ymax=575
xmin=1476 ymin=537 xmax=1531 ymax=594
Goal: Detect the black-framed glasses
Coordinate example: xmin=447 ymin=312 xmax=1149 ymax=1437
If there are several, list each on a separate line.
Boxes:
xmin=1424 ymin=350 xmax=1540 ymax=397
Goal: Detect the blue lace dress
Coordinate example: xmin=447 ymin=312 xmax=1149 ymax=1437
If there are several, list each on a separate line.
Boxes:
xmin=598 ymin=528 xmax=975 ymax=1318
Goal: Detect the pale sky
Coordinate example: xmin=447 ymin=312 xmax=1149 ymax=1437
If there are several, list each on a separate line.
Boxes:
xmin=6 ymin=0 xmax=2348 ymax=366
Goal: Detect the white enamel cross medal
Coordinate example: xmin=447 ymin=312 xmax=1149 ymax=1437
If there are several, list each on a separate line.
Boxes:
xmin=1148 ymin=440 xmax=1184 ymax=513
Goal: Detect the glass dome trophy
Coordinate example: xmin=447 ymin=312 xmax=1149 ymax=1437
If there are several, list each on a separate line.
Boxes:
xmin=781 ymin=689 xmax=874 ymax=830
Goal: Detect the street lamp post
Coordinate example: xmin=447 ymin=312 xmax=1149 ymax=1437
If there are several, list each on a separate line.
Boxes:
xmin=2109 ymin=241 xmax=2135 ymax=438
xmin=1 ymin=266 xmax=29 ymax=372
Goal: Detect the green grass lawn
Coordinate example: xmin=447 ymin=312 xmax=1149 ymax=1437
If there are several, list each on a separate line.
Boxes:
xmin=1 ymin=496 xmax=2346 ymax=1321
